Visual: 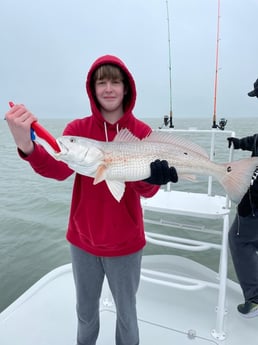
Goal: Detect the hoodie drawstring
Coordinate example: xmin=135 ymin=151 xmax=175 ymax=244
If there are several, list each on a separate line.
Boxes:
xmin=104 ymin=122 xmax=108 ymax=142
xmin=104 ymin=122 xmax=119 ymax=142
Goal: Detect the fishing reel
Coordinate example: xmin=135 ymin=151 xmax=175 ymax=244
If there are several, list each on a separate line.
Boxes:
xmin=159 ymin=115 xmax=169 ymax=129
xmin=159 ymin=115 xmax=174 ymax=129
xmin=163 ymin=115 xmax=169 ymax=127
xmin=213 ymin=117 xmax=227 ymax=130
xmin=218 ymin=118 xmax=227 ymax=130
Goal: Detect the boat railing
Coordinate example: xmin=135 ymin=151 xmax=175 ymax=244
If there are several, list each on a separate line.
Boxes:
xmin=141 ymin=268 xmax=220 ymax=290
xmin=141 ymin=128 xmax=236 ymax=341
xmin=144 ymin=231 xmax=221 ymax=251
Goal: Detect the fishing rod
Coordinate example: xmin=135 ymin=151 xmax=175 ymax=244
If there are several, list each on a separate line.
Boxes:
xmin=166 ymin=0 xmax=174 ymax=128
xmin=159 ymin=1 xmax=174 ymax=129
xmin=212 ymin=0 xmax=227 ymax=130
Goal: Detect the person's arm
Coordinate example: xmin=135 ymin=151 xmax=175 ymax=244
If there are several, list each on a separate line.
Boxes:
xmin=21 ymin=143 xmax=74 ymax=180
xmin=227 ymin=134 xmax=257 ymax=152
xmin=5 ymin=104 xmax=74 ymax=180
xmin=129 ymin=181 xmax=160 ymax=198
xmin=237 ymin=191 xmax=252 ymax=217
xmin=238 ymin=171 xmax=258 ymax=217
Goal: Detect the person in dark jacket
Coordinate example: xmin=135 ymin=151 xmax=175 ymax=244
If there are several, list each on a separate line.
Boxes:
xmin=5 ymin=55 xmax=178 ymax=345
xmin=227 ymin=78 xmax=258 ymax=318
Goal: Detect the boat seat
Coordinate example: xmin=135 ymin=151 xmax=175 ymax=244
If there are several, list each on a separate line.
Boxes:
xmin=141 ymin=189 xmax=230 ymax=219
xmin=141 ymin=188 xmax=231 ymax=341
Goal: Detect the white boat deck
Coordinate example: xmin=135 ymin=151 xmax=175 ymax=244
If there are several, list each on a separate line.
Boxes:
xmin=0 ymin=256 xmax=256 ymax=345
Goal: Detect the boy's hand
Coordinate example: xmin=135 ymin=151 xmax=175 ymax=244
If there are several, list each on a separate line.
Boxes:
xmin=144 ymin=159 xmax=178 ymax=185
xmin=5 ymin=104 xmax=37 ymax=155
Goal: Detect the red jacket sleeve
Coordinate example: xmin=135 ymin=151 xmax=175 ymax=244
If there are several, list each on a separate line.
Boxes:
xmin=18 ymin=143 xmax=74 ymax=180
xmin=128 ymin=181 xmax=160 ymax=198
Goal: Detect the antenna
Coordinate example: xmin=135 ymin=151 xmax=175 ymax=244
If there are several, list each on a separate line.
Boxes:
xmin=165 ymin=0 xmax=174 ymax=128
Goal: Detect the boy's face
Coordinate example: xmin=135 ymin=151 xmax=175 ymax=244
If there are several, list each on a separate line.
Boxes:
xmin=94 ymin=77 xmax=125 ymax=114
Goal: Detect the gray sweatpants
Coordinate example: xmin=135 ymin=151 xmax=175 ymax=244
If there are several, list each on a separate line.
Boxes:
xmin=228 ymin=213 xmax=258 ymax=303
xmin=70 ymin=244 xmax=142 ymax=345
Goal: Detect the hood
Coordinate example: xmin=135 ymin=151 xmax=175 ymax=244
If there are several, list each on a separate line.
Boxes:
xmin=85 ymin=55 xmax=137 ymax=126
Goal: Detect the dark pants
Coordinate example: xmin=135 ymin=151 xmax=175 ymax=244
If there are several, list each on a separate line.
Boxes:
xmin=228 ymin=213 xmax=258 ymax=303
xmin=70 ymin=244 xmax=142 ymax=345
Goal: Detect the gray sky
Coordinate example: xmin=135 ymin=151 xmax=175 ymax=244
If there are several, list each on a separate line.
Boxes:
xmin=1 ymin=0 xmax=258 ymax=120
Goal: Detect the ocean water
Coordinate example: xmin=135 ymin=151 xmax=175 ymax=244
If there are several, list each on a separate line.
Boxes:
xmin=0 ymin=115 xmax=256 ymax=312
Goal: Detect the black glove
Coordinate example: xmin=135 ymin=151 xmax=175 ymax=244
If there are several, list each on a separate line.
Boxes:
xmin=237 ymin=191 xmax=252 ymax=217
xmin=144 ymin=159 xmax=178 ymax=185
xmin=254 ymin=88 xmax=258 ymax=98
xmin=227 ymin=137 xmax=240 ymax=149
xmin=248 ymin=78 xmax=258 ymax=98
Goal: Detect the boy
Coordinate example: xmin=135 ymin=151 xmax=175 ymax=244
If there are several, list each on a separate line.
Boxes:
xmin=5 ymin=55 xmax=178 ymax=344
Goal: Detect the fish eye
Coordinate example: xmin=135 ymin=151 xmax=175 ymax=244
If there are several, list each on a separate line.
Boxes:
xmin=69 ymin=137 xmax=76 ymax=143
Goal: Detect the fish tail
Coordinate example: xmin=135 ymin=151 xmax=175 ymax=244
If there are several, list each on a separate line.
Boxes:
xmin=218 ymin=157 xmax=258 ymax=203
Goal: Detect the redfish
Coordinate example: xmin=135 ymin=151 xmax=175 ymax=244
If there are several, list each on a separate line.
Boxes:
xmin=54 ymin=129 xmax=258 ymax=203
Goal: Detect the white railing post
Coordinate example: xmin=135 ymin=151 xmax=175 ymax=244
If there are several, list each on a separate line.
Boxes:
xmin=211 ymin=214 xmax=229 ymax=340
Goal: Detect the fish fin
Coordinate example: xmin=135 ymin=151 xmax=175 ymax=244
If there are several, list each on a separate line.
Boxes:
xmin=113 ymin=128 xmax=141 ymax=142
xmin=106 ymin=180 xmax=125 ymax=202
xmin=94 ymin=165 xmax=107 ymax=184
xmin=181 ymin=174 xmax=197 ymax=181
xmin=218 ymin=157 xmax=258 ymax=203
xmin=113 ymin=128 xmax=209 ymax=159
xmin=67 ymin=162 xmax=97 ymax=177
xmin=145 ymin=131 xmax=209 ymax=158
xmin=93 ymin=166 xmax=125 ymax=202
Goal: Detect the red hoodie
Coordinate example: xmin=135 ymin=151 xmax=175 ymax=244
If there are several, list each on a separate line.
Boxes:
xmin=22 ymin=55 xmax=159 ymax=256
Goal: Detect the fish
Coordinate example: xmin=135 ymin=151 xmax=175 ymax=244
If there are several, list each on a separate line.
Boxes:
xmin=53 ymin=128 xmax=258 ymax=203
